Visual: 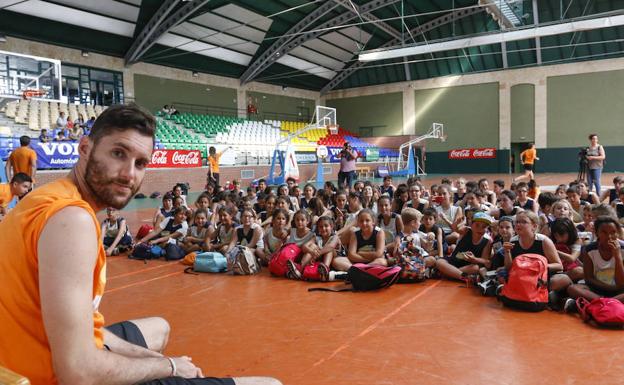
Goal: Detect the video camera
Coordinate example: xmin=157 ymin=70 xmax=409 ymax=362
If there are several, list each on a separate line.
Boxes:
xmin=578 ymin=147 xmax=589 ymax=163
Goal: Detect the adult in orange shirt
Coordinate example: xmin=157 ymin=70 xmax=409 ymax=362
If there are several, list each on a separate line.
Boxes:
xmin=5 ymin=135 xmax=37 ymax=182
xmin=514 ymin=142 xmax=539 ymax=183
xmin=207 ymin=145 xmax=231 ymax=188
xmin=0 ymin=172 xmax=32 ymax=216
xmin=0 ymin=104 xmax=279 ymax=385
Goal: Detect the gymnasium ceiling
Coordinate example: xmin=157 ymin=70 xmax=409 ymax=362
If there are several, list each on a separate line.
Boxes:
xmin=1 ymin=0 xmax=623 ymax=93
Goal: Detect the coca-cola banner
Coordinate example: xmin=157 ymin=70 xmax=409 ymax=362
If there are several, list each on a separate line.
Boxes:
xmin=149 ymin=150 xmax=202 ymax=168
xmin=448 ymin=148 xmax=497 ymax=160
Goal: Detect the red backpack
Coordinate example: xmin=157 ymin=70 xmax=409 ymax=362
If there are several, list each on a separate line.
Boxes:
xmin=268 ymin=243 xmax=302 ymax=277
xmin=577 ymin=297 xmax=624 ymax=328
xmin=500 ymin=253 xmax=549 ymax=312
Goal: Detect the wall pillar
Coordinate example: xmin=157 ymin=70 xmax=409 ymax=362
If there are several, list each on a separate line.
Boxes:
xmin=534 ymin=78 xmax=547 ymax=148
xmin=499 ymin=81 xmax=511 ymax=149
xmin=237 ymin=89 xmax=246 ymax=118
xmin=402 ymin=86 xmax=415 ymax=135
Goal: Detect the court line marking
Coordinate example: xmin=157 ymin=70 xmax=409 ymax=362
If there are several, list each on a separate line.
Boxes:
xmin=108 ymin=263 xmax=172 ymax=280
xmin=105 ymin=271 xmax=184 ymax=294
xmin=310 ymin=280 xmax=441 ymax=369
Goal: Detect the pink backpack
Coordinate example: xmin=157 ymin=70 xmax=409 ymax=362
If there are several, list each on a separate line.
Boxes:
xmin=577 ymin=297 xmax=624 ymax=328
xmin=269 ymin=243 xmax=301 ymax=277
xmin=500 ymin=253 xmax=549 ymax=312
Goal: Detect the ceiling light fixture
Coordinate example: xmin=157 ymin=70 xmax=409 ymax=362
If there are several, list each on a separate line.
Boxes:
xmin=0 ymin=34 xmax=7 ymax=43
xmin=359 ymin=13 xmax=624 ymax=62
xmin=192 ymin=71 xmax=199 ymax=77
xmin=81 ymin=50 xmax=89 ymax=57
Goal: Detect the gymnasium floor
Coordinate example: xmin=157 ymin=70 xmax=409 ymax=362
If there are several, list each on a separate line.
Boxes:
xmin=100 ymin=173 xmax=623 ymax=385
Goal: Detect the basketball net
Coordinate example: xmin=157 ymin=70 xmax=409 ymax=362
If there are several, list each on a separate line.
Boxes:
xmin=327 ymin=124 xmax=338 ymax=135
xmin=22 ymin=89 xmax=46 ymax=100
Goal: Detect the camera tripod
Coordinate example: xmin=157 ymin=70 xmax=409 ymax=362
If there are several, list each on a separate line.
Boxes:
xmin=578 ymin=159 xmax=587 ymax=182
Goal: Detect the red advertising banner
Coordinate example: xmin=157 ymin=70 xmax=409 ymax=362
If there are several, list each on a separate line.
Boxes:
xmin=149 ymin=149 xmax=202 ymax=168
xmin=448 ymin=148 xmax=497 ymax=159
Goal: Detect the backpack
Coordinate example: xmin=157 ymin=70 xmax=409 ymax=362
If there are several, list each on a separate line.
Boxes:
xmin=164 ymin=243 xmax=185 ymax=261
xmin=129 ymin=243 xmax=164 ymax=260
xmin=227 ymin=246 xmax=260 ymax=275
xmin=577 ymin=297 xmax=624 ymax=328
xmin=268 ymin=243 xmax=301 ymax=277
xmin=308 ymin=264 xmax=401 ymax=292
xmin=396 ymin=236 xmax=428 ymax=283
xmin=184 ymin=252 xmax=228 ymax=274
xmin=499 ymin=253 xmax=549 ymax=312
xmin=136 ymin=224 xmax=153 ymax=240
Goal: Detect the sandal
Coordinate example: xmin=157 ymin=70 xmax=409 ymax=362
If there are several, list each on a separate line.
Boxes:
xmin=286 ymin=259 xmax=302 ymax=280
xmin=318 ymin=263 xmax=329 ymax=282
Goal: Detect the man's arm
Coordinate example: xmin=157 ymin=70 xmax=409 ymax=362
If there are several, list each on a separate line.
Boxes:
xmin=39 ymin=207 xmax=200 ymax=385
xmin=31 ymin=152 xmax=37 ymax=180
xmin=5 ymin=156 xmax=12 ymax=182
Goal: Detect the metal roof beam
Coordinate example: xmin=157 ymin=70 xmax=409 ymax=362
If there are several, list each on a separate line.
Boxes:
xmin=125 ymin=0 xmax=210 ymax=65
xmin=320 ymin=6 xmax=484 ymax=95
xmin=240 ymin=0 xmax=401 ymax=85
xmin=533 ymin=0 xmax=542 ymax=64
xmin=479 ymin=0 xmax=515 ymax=29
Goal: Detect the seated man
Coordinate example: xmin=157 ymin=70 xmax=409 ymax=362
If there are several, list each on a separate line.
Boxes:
xmin=0 ymin=104 xmax=280 ymax=385
xmin=0 ymin=172 xmax=32 ymax=216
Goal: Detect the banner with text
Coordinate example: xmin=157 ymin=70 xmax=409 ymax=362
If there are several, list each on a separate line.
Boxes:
xmin=35 ymin=141 xmax=80 ymax=169
xmin=149 ymin=149 xmax=202 ymax=168
xmin=448 ymin=148 xmax=496 ymax=160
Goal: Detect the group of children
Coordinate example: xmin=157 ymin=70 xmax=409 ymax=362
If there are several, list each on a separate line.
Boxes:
xmin=106 ymin=174 xmax=624 ymax=314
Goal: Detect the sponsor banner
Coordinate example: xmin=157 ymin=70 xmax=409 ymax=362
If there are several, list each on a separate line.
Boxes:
xmin=327 ymin=147 xmax=361 ymax=163
xmin=35 ymin=141 xmax=80 ymax=169
xmin=149 ymin=149 xmax=202 ymax=168
xmin=295 ymin=151 xmax=318 ymax=164
xmin=448 ymin=148 xmax=496 ymax=159
xmin=366 ymin=147 xmax=379 ymax=162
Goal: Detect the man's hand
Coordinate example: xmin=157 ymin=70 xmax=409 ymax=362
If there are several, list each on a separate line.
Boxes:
xmin=172 ymin=356 xmax=204 ymax=378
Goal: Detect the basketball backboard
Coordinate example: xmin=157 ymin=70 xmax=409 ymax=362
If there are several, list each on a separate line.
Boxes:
xmin=0 ymin=50 xmax=62 ymax=102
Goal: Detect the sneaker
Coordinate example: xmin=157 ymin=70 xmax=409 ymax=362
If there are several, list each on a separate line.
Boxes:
xmin=564 ymin=298 xmax=578 ymax=313
xmin=478 ymin=279 xmax=497 ymax=296
xmin=111 ymin=247 xmax=120 ymax=256
xmin=329 ymin=271 xmax=348 ymax=281
xmin=460 ymin=273 xmax=478 ymax=288
xmin=548 ymin=290 xmax=561 ymax=311
xmin=286 ymin=260 xmax=302 ymax=280
xmin=495 ymin=284 xmax=504 ymax=297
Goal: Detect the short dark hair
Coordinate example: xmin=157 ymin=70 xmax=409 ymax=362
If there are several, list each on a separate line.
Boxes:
xmin=588 ymin=133 xmax=598 ymax=140
xmin=89 ymin=104 xmax=155 ymax=146
xmin=501 ymin=190 xmax=516 ymax=201
xmin=566 ymin=185 xmax=580 ymax=195
xmin=422 ymin=207 xmax=437 ymax=218
xmin=538 ymin=192 xmax=559 ymax=208
xmin=494 ymin=179 xmax=505 ymax=188
xmin=19 ymin=135 xmax=30 ymax=146
xmin=595 ymin=215 xmax=620 ymax=234
xmin=11 ymin=172 xmax=32 ymax=184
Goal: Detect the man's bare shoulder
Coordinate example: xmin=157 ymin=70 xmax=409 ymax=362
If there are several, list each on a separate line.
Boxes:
xmin=41 ymin=206 xmax=98 ymax=241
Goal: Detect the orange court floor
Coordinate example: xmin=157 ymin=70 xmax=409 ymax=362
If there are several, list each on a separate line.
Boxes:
xmin=100 ymin=172 xmax=624 ymax=385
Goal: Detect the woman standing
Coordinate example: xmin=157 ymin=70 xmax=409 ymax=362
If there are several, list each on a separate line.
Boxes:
xmin=514 ymin=143 xmax=538 ymax=183
xmin=586 ymin=134 xmax=606 ymax=195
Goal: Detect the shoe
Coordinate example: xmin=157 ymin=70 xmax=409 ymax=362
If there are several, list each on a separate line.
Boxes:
xmin=286 ymin=260 xmax=302 ymax=280
xmin=478 ymin=279 xmax=497 ymax=296
xmin=318 ymin=263 xmax=329 ymax=282
xmin=460 ymin=273 xmax=478 ymax=288
xmin=111 ymin=247 xmax=119 ymax=256
xmin=564 ymin=298 xmax=578 ymax=313
xmin=329 ymin=271 xmax=348 ymax=281
xmin=495 ymin=284 xmax=504 ymax=297
xmin=548 ymin=290 xmax=561 ymax=311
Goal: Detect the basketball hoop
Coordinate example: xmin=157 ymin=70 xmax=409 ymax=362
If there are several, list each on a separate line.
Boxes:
xmin=327 ymin=124 xmax=338 ymax=135
xmin=440 ymin=134 xmax=448 ymax=143
xmin=22 ymin=89 xmax=47 ymax=100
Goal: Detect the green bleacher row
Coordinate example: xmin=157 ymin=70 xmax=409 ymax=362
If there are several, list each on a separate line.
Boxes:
xmin=156 ymin=111 xmax=243 ymax=138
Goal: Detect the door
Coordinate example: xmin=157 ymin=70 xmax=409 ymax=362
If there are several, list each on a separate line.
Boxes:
xmin=510 ymin=142 xmax=531 ymax=174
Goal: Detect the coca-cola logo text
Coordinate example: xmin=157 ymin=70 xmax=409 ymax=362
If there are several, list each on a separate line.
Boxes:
xmin=149 ymin=150 xmax=202 ymax=168
xmin=448 ymin=148 xmax=496 ymax=159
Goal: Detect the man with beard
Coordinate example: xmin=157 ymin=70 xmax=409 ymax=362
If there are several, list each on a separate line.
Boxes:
xmin=0 ymin=104 xmax=280 ymax=385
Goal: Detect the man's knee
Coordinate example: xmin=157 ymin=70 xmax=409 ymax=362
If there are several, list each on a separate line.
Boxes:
xmin=131 ymin=316 xmax=170 ymax=352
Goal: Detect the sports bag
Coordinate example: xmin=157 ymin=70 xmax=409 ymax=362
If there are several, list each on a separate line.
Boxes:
xmin=577 ymin=297 xmax=624 ymax=328
xmin=184 ymin=252 xmax=228 ymax=274
xmin=129 ymin=243 xmax=163 ymax=260
xmin=136 ymin=224 xmax=153 ymax=240
xmin=499 ymin=253 xmax=549 ymax=312
xmin=164 ymin=243 xmax=186 ymax=261
xmin=227 ymin=245 xmax=261 ymax=275
xmin=269 ymin=243 xmax=301 ymax=277
xmin=308 ymin=263 xmax=401 ymax=292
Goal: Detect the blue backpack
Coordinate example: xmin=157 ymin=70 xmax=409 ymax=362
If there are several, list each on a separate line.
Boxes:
xmin=184 ymin=252 xmax=228 ymax=274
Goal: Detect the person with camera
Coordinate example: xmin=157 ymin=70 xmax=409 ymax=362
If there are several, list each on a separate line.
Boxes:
xmin=585 ymin=134 xmax=606 ymax=195
xmin=336 ymin=141 xmax=358 ymax=189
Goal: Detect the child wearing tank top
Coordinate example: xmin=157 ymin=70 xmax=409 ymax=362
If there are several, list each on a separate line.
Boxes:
xmin=182 ymin=209 xmax=212 ymax=253
xmin=264 ymin=208 xmax=289 ymax=264
xmin=435 ymin=185 xmax=464 ymax=245
xmin=347 ymin=209 xmax=387 ymax=267
xmin=377 ymin=196 xmax=403 ymax=256
xmin=101 ymin=207 xmax=133 ymax=256
xmin=230 ymin=208 xmax=265 ymax=262
xmin=208 ymin=206 xmax=236 ymax=254
xmin=296 ymin=216 xmax=340 ymax=281
xmin=285 ymin=210 xmax=316 ymax=279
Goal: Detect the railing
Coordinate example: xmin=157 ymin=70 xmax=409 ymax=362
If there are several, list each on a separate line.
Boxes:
xmin=169 ymin=101 xmax=310 ymax=122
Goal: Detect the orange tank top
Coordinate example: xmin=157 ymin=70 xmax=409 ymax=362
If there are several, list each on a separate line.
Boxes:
xmin=0 ymin=178 xmax=106 ymax=385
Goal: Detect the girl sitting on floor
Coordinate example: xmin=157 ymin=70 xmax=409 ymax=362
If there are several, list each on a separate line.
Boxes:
xmin=565 ymin=216 xmax=624 ymax=312
xmin=285 ymin=210 xmax=316 ymax=279
xmin=263 ymin=208 xmax=290 ymax=264
xmin=344 ymin=209 xmax=387 ymax=268
xmin=152 ymin=193 xmax=174 ymax=228
xmin=182 ymin=209 xmax=212 ymax=253
xmin=138 ymin=207 xmax=188 ymax=248
xmin=299 ymin=216 xmax=341 ymax=282
xmin=420 ymin=207 xmax=446 ymax=259
xmin=102 ymin=207 xmax=133 ymax=256
xmin=377 ymin=195 xmax=403 ymax=256
xmin=435 ymin=184 xmax=464 ymax=244
xmin=230 ymin=208 xmax=265 ymax=262
xmin=207 ymin=206 xmax=236 ymax=254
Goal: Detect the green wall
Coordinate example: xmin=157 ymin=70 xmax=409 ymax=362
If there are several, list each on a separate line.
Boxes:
xmin=326 ymin=92 xmax=403 ymax=137
xmin=547 ymin=69 xmax=624 ymax=148
xmin=413 ymin=82 xmax=500 ymax=152
xmin=510 ymin=84 xmax=535 ymax=143
xmin=134 ymin=74 xmax=237 ymax=113
xmin=247 ymin=91 xmax=314 ymax=122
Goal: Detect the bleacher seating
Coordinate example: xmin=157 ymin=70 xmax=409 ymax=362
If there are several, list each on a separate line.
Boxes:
xmin=2 ymin=100 xmax=105 ymax=132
